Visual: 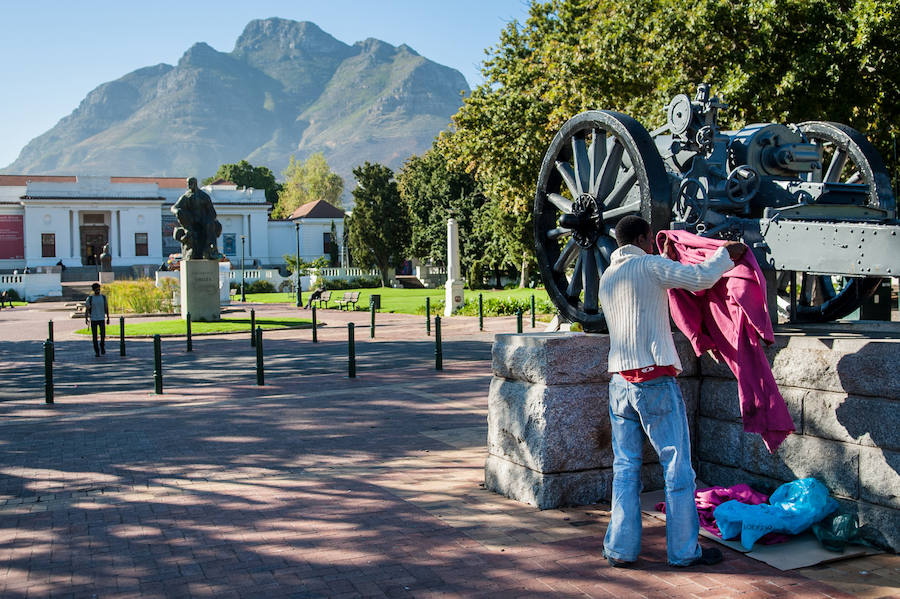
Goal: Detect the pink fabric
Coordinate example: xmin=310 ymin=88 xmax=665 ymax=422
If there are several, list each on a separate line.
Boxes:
xmin=656 ymin=230 xmax=795 ymax=452
xmin=655 ymin=484 xmax=790 ymax=544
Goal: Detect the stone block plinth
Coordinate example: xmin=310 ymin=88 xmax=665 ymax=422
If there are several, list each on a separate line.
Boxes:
xmin=485 ymin=332 xmax=698 ymax=509
xmin=180 ymin=260 xmax=220 ymax=322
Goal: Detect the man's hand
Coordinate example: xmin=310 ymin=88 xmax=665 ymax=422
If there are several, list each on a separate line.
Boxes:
xmin=663 ymin=237 xmax=678 ymax=260
xmin=723 ymin=241 xmax=746 ymax=261
xmin=106 ymin=317 xmax=110 ymax=325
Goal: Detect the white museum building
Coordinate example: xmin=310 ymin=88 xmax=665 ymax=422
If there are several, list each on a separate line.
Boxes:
xmin=0 ymin=175 xmax=345 ymax=273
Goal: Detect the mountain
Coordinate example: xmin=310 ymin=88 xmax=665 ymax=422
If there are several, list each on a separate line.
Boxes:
xmin=2 ymin=18 xmax=469 ymax=201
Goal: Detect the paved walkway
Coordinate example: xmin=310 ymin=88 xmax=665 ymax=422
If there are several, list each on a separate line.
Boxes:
xmin=0 ymin=303 xmax=897 ymax=598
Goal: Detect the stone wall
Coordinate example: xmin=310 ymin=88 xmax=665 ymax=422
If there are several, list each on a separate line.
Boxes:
xmin=486 ymin=327 xmax=900 ymax=551
xmin=485 ymin=332 xmax=701 ymax=509
xmin=695 ymin=328 xmax=900 ymax=551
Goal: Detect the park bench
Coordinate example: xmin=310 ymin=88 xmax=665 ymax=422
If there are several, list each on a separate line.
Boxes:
xmin=336 ymin=291 xmax=360 ymax=311
xmin=313 ymin=290 xmax=331 ymax=309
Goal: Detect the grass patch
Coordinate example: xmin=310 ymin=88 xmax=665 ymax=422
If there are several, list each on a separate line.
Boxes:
xmin=75 ymin=317 xmax=311 ymax=337
xmin=243 ymin=287 xmax=553 ymax=315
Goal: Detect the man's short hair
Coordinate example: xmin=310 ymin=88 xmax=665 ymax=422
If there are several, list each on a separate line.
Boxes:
xmin=615 ymin=215 xmax=651 ymax=247
xmin=91 ymin=283 xmax=101 ymax=291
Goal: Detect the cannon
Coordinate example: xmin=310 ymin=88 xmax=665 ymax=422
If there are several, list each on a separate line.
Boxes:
xmin=535 ymin=83 xmax=899 ymax=331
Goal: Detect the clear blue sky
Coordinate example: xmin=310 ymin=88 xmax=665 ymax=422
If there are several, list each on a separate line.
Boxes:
xmin=0 ymin=0 xmax=531 ymax=168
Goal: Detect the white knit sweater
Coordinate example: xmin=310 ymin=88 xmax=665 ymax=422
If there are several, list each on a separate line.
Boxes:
xmin=597 ymin=244 xmax=733 ymax=373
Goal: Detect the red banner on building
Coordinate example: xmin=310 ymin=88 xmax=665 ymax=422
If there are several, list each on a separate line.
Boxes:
xmin=0 ymin=215 xmax=24 ymax=259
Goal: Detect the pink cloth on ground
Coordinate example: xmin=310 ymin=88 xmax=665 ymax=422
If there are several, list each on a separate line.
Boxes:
xmin=656 ymin=230 xmax=795 ymax=452
xmin=655 ymin=484 xmax=790 ymax=544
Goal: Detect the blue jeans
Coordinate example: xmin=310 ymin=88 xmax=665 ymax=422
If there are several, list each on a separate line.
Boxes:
xmin=603 ymin=374 xmax=701 ymax=566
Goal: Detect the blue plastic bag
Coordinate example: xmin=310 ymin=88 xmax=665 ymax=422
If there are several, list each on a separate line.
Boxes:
xmin=714 ymin=478 xmax=838 ymax=549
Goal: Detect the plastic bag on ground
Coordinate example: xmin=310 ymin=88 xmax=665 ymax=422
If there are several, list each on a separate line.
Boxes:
xmin=714 ymin=478 xmax=838 ymax=550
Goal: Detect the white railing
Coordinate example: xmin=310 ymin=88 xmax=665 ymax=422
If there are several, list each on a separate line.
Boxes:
xmin=0 ymin=272 xmax=62 ymax=301
xmin=316 ymin=267 xmax=380 ymax=279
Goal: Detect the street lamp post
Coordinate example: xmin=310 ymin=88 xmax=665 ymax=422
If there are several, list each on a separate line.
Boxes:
xmin=240 ymin=234 xmax=246 ymax=302
xmin=294 ymin=221 xmax=302 ymax=308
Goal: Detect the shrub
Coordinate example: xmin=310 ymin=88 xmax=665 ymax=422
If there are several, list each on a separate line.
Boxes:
xmin=323 ymin=276 xmax=381 ymax=290
xmin=418 ymin=295 xmax=555 ymax=317
xmin=104 ymin=279 xmax=174 ymax=314
xmin=245 ymin=280 xmax=276 ymax=293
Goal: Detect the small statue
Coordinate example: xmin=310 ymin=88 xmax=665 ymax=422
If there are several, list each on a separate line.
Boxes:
xmin=99 ymin=244 xmax=112 ymax=272
xmin=172 ymin=177 xmax=222 ymax=260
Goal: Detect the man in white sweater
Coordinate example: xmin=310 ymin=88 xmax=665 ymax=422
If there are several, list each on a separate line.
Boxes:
xmin=597 ymin=215 xmax=745 ymax=568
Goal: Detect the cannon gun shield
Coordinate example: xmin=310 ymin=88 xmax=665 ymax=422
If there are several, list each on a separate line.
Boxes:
xmin=534 ymin=110 xmax=671 ymax=332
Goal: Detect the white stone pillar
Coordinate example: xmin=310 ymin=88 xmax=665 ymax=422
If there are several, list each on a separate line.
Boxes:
xmin=444 ymin=217 xmax=465 ymax=316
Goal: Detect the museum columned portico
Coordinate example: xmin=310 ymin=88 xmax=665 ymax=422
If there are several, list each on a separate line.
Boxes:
xmin=0 ymin=175 xmax=328 ymax=273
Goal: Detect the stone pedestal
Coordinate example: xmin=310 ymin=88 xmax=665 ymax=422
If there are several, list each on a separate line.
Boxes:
xmin=180 ymin=260 xmax=220 ymax=321
xmin=98 ymin=271 xmax=115 ymax=284
xmin=486 ymin=332 xmax=700 ymax=509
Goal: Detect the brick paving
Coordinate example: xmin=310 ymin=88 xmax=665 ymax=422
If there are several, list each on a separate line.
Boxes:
xmin=0 ymin=302 xmax=896 ymax=598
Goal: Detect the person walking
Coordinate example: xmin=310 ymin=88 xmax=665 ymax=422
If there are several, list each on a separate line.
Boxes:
xmin=85 ymin=283 xmax=110 ymax=357
xmin=597 ymin=215 xmax=745 ymax=568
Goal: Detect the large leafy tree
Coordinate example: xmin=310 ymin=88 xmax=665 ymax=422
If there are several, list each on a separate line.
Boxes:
xmin=202 ymin=160 xmax=281 ymax=203
xmin=442 ymin=0 xmax=900 ymax=279
xmin=397 ymin=147 xmax=489 ymax=276
xmin=273 ymin=152 xmax=344 ymax=218
xmin=348 ymin=162 xmax=411 ymax=286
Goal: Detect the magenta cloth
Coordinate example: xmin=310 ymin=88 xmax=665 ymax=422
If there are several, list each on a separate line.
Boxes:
xmin=656 ymin=230 xmax=795 ymax=452
xmin=655 ymin=484 xmax=790 ymax=544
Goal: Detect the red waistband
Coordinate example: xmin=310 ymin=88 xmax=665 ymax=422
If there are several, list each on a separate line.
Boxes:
xmin=618 ymin=365 xmax=678 ymax=383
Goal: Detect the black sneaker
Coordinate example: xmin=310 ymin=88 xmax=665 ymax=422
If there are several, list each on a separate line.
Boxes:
xmin=672 ymin=547 xmax=723 ymax=568
xmin=604 ymin=552 xmax=635 ymax=568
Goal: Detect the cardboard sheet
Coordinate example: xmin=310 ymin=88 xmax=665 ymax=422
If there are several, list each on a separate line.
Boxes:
xmin=640 ymin=489 xmax=882 ymax=570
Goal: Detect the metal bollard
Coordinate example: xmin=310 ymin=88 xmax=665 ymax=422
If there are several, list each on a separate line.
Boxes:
xmin=255 ymin=327 xmax=264 ymax=386
xmin=119 ymin=316 xmax=125 ymax=356
xmin=312 ymin=306 xmax=318 ymax=343
xmin=425 ymin=297 xmax=431 ymax=336
xmin=370 ymin=302 xmax=376 ymax=338
xmin=516 ymin=309 xmax=523 ymax=334
xmin=478 ymin=293 xmax=483 ymax=331
xmin=186 ymin=312 xmax=193 ymax=352
xmin=434 ymin=316 xmax=442 ymax=371
xmin=48 ymin=320 xmax=54 ymax=362
xmin=531 ymin=294 xmax=536 ymax=328
xmin=250 ymin=309 xmax=256 ymax=347
xmin=44 ymin=340 xmax=54 ymax=404
xmin=153 ymin=334 xmax=163 ymax=394
xmin=348 ymin=322 xmax=356 ymax=378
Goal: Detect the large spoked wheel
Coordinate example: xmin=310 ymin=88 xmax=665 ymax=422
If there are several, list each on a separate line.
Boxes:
xmin=773 ymin=121 xmax=895 ymax=322
xmin=535 ymin=111 xmax=672 ymax=332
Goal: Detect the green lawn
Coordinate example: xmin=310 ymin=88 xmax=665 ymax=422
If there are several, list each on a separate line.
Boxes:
xmin=243 ymin=287 xmax=552 ymax=315
xmin=75 ymin=317 xmax=312 ymax=337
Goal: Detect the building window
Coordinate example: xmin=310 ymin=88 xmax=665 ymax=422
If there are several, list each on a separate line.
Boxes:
xmin=223 ymin=234 xmax=236 ymax=256
xmin=83 ymin=214 xmax=105 ymax=225
xmin=135 ymin=232 xmax=148 ymax=256
xmin=323 ymin=232 xmax=332 ymax=255
xmin=41 ymin=233 xmax=56 ymax=258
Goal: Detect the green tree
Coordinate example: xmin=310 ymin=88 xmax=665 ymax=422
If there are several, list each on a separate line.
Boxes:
xmin=328 ymin=220 xmax=339 ymax=266
xmin=202 ymin=160 xmax=281 ymax=203
xmin=348 ymin=162 xmax=411 ymax=286
xmin=442 ymin=0 xmax=900 ymax=279
xmin=397 ymin=147 xmax=489 ymax=280
xmin=273 ymin=152 xmax=344 ymax=219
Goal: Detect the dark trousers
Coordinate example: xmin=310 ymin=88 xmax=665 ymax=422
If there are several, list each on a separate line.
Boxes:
xmin=90 ymin=320 xmax=106 ymax=355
